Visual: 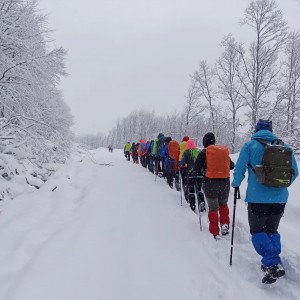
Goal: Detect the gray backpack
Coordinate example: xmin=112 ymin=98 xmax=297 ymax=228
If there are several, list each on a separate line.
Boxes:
xmin=250 ymin=139 xmax=293 ymax=188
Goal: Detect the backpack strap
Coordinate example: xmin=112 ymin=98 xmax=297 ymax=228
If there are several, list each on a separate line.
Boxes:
xmin=248 ymin=139 xmax=269 ymax=173
xmin=248 ymin=138 xmax=284 ymax=173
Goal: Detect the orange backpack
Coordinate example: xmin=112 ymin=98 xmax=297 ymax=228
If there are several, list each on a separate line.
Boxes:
xmin=168 ymin=140 xmax=180 ymax=160
xmin=205 ymin=145 xmax=230 ymax=179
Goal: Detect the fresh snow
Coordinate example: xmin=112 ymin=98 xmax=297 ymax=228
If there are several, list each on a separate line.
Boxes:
xmin=0 ymin=147 xmax=299 ymax=300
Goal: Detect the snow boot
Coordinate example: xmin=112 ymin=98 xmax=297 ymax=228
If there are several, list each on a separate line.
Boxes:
xmin=262 ymin=264 xmax=285 ymax=284
xmin=221 ymin=224 xmax=229 ymax=236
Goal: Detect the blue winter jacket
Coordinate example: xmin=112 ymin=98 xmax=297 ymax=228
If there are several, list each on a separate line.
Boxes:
xmin=232 ymin=130 xmax=299 ymax=203
xmin=161 ymin=144 xmax=174 ymax=167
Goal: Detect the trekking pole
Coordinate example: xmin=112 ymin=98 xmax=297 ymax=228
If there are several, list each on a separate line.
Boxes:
xmin=179 ymin=171 xmax=183 ymax=206
xmin=194 ymin=180 xmax=202 ymax=232
xmin=230 ymin=187 xmax=241 ymax=266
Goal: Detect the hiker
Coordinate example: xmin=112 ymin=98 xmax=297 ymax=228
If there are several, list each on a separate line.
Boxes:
xmin=179 ymin=139 xmax=206 ymax=212
xmin=131 ymin=142 xmax=139 ymax=164
xmin=157 ymin=133 xmax=167 ymax=177
xmin=124 ymin=142 xmax=131 ymax=161
xmin=168 ymin=139 xmax=181 ymax=191
xmin=193 ymin=132 xmax=234 ymax=240
xmin=153 ymin=133 xmax=164 ymax=177
xmin=138 ymin=139 xmax=147 ymax=167
xmin=147 ymin=140 xmax=155 ymax=173
xmin=231 ymin=119 xmax=298 ymax=284
xmin=161 ymin=137 xmax=175 ymax=188
xmin=179 ymin=136 xmax=189 ymax=200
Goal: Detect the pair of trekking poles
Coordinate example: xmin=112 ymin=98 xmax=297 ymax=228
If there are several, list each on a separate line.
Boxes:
xmin=179 ymin=172 xmax=204 ymax=231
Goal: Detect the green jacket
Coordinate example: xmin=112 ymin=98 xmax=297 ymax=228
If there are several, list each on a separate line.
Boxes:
xmin=125 ymin=143 xmax=131 ymax=152
xmin=152 ymin=138 xmax=158 ymax=156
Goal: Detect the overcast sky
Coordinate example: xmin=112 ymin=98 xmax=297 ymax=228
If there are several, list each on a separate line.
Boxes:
xmin=37 ymin=0 xmax=300 ymax=135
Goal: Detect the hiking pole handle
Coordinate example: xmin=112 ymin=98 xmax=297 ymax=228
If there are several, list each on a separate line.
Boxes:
xmin=234 ymin=187 xmax=241 ymax=201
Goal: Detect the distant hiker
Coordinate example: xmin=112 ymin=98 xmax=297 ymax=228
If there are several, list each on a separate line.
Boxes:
xmin=138 ymin=139 xmax=147 ymax=167
xmin=124 ymin=142 xmax=131 ymax=161
xmin=147 ymin=140 xmax=154 ymax=173
xmin=131 ymin=142 xmax=139 ymax=164
xmin=154 ymin=133 xmax=164 ymax=177
xmin=151 ymin=136 xmax=159 ymax=175
xmin=168 ymin=139 xmax=181 ymax=191
xmin=232 ymin=119 xmax=298 ymax=284
xmin=179 ymin=136 xmax=189 ymax=200
xmin=108 ymin=145 xmax=113 ymax=152
xmin=161 ymin=137 xmax=175 ymax=188
xmin=194 ymin=132 xmax=234 ymax=240
xmin=179 ymin=139 xmax=205 ymax=212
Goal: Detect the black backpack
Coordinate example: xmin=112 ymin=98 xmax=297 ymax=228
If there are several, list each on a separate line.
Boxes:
xmin=250 ymin=139 xmax=293 ymax=188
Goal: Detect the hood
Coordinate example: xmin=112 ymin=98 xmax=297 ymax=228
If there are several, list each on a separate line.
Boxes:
xmin=165 ymin=137 xmax=172 ymax=144
xmin=182 ymin=136 xmax=189 ymax=142
xmin=251 ymin=130 xmax=277 ymax=143
xmin=157 ymin=133 xmax=164 ymax=139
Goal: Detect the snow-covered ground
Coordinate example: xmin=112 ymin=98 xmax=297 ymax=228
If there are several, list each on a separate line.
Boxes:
xmin=0 ymin=147 xmax=299 ymax=300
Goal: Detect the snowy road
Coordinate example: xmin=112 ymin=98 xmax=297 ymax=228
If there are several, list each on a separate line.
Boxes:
xmin=0 ymin=148 xmax=299 ymax=300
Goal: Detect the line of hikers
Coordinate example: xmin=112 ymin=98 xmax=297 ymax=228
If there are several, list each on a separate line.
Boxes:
xmin=125 ymin=133 xmax=235 ymax=239
xmin=124 ymin=119 xmax=299 ymax=285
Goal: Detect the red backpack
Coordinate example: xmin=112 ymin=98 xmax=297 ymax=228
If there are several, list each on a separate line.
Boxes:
xmin=205 ymin=145 xmax=230 ymax=179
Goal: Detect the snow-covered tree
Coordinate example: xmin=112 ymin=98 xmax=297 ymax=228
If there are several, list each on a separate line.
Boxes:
xmin=235 ymin=0 xmax=288 ymax=132
xmin=216 ymin=35 xmax=245 ymax=152
xmin=0 ymin=0 xmax=73 ymax=164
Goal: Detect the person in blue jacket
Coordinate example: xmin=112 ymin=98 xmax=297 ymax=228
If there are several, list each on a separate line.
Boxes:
xmin=160 ymin=137 xmax=175 ymax=188
xmin=232 ymin=119 xmax=298 ymax=284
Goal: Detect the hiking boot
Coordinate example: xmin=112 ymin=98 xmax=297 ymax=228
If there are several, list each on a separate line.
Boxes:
xmin=198 ymin=201 xmax=206 ymax=213
xmin=268 ymin=264 xmax=286 ymax=278
xmin=262 ymin=272 xmax=277 ymax=284
xmin=262 ymin=264 xmax=285 ymax=284
xmin=261 ymin=264 xmax=267 ymax=272
xmin=214 ymin=235 xmax=221 ymax=241
xmin=168 ymin=182 xmax=173 ymax=189
xmin=221 ymin=224 xmax=229 ymax=236
xmin=190 ymin=204 xmax=196 ymax=212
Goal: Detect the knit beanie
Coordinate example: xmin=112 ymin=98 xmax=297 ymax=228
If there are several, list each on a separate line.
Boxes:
xmin=186 ymin=139 xmax=196 ymax=150
xmin=255 ymin=119 xmax=273 ymax=132
xmin=203 ymin=132 xmax=215 ymax=148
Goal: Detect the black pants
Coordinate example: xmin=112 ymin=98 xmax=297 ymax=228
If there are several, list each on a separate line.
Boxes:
xmin=165 ymin=163 xmax=175 ymax=185
xmin=187 ymin=176 xmax=204 ymax=209
xmin=125 ymin=151 xmax=130 ymax=161
xmin=247 ymin=203 xmax=285 ymax=235
xmin=180 ymin=168 xmax=188 ymax=187
xmin=155 ymin=157 xmax=162 ymax=174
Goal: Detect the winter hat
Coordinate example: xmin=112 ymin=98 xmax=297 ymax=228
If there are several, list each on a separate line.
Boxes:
xmin=157 ymin=133 xmax=164 ymax=139
xmin=255 ymin=119 xmax=272 ymax=132
xmin=203 ymin=132 xmax=215 ymax=148
xmin=182 ymin=136 xmax=189 ymax=142
xmin=186 ymin=139 xmax=196 ymax=150
xmin=165 ymin=137 xmax=172 ymax=144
